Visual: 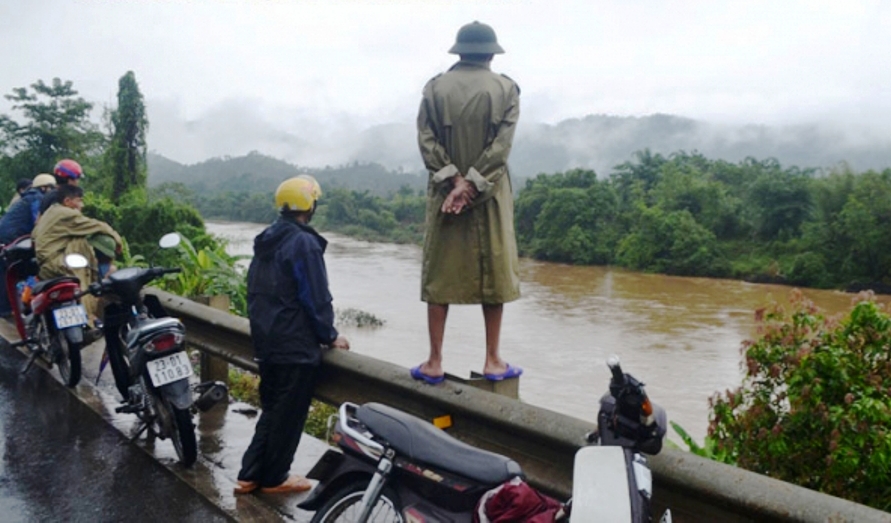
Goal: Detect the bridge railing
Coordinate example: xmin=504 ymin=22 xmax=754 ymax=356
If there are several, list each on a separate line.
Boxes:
xmin=148 ymin=288 xmax=891 ymax=523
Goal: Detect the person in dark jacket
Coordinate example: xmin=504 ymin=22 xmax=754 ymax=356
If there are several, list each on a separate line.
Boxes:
xmin=235 ymin=175 xmax=349 ymax=496
xmin=0 ymin=173 xmax=57 ymax=317
xmin=7 ymin=177 xmax=33 ymax=208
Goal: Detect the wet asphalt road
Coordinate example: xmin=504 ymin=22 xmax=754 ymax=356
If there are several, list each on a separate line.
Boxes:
xmin=0 ymin=338 xmax=232 ymax=522
xmin=0 ymin=316 xmax=328 ymax=523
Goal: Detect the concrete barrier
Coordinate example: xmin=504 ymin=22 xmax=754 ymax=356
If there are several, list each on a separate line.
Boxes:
xmin=149 ymin=288 xmax=891 ymax=523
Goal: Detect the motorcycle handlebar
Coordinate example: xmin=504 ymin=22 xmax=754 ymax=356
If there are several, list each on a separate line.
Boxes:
xmin=73 ymin=266 xmax=181 ymax=298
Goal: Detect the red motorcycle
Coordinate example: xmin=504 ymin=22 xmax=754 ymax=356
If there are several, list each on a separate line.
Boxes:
xmin=1 ymin=236 xmax=89 ymax=387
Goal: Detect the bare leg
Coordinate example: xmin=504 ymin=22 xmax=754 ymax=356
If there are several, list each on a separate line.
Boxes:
xmin=422 ymin=303 xmax=448 ymax=377
xmin=482 ymin=303 xmax=507 ymax=375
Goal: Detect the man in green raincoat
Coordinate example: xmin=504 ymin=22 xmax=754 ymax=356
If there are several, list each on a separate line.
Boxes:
xmin=32 ymin=184 xmax=122 ymax=324
xmin=412 ymin=21 xmax=523 ymax=384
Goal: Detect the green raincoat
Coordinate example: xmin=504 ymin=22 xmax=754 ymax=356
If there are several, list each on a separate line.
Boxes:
xmin=32 ymin=203 xmax=122 ymax=320
xmin=417 ymin=60 xmax=521 ymax=305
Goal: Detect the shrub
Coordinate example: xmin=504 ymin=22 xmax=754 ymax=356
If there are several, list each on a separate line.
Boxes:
xmin=709 ymin=291 xmax=891 ymax=510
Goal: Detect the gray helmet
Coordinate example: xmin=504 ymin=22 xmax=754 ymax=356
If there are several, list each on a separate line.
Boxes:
xmin=448 ymin=21 xmax=505 ymax=55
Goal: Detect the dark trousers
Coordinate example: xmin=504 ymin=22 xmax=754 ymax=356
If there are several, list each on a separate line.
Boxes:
xmin=237 ymin=362 xmax=319 ymax=487
xmin=0 ymin=259 xmax=10 ymax=316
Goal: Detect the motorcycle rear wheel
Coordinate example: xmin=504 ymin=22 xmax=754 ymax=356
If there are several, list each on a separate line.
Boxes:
xmin=54 ymin=329 xmax=81 ymax=387
xmin=166 ymin=400 xmax=197 ymax=467
xmin=310 ymin=481 xmax=403 ymax=523
xmin=105 ymin=329 xmax=131 ymax=399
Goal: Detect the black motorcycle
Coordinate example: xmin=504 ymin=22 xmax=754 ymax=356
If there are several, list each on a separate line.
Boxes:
xmin=299 ymin=357 xmax=670 ymax=522
xmin=79 ymin=232 xmax=226 ymax=467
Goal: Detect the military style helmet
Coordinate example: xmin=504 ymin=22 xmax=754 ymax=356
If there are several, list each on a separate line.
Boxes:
xmin=448 ymin=21 xmax=505 ymax=55
xmin=88 ymin=233 xmax=118 ymax=258
xmin=275 ymin=176 xmax=322 ymax=213
xmin=32 ymin=173 xmax=57 ymax=188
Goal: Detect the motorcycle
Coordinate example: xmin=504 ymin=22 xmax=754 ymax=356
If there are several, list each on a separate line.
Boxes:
xmin=1 ymin=235 xmax=89 ymax=387
xmin=77 ymin=232 xmax=227 ymax=467
xmin=299 ymin=356 xmax=670 ymax=522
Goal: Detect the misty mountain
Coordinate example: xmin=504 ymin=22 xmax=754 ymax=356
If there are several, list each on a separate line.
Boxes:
xmin=146 ymin=110 xmax=891 ymax=190
xmin=148 ymin=151 xmax=427 ymax=196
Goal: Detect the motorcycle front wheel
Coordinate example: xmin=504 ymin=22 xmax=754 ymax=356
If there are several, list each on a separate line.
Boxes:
xmin=310 ymin=481 xmax=404 ymax=523
xmin=165 ymin=399 xmax=197 ymax=467
xmin=54 ymin=329 xmax=81 ymax=387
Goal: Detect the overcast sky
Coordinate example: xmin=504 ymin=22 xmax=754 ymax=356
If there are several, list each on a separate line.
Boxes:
xmin=2 ymin=0 xmax=890 ymax=161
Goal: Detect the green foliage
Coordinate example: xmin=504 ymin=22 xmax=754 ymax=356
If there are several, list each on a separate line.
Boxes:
xmin=313 ymin=188 xmax=425 ymax=244
xmin=104 ymin=71 xmax=148 ymax=202
xmin=670 ymin=421 xmax=731 ymax=463
xmin=617 ymin=207 xmax=729 ymax=277
xmin=305 ymin=401 xmax=339 ymax=442
xmin=0 ymin=78 xmax=104 ymax=189
xmin=147 ymin=151 xmax=427 ymax=197
xmin=516 ymin=171 xmax=619 ymax=264
xmin=514 ymin=152 xmax=891 ymax=290
xmin=228 ymin=368 xmax=260 ymax=406
xmin=709 ymin=292 xmax=891 ymax=510
xmin=159 ymin=235 xmax=248 ymax=316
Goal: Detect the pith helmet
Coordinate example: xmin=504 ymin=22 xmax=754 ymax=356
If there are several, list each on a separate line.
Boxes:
xmin=275 ymin=176 xmax=321 ymax=213
xmin=448 ymin=21 xmax=505 ymax=55
xmin=88 ymin=233 xmax=118 ymax=258
xmin=32 ymin=173 xmax=56 ymax=188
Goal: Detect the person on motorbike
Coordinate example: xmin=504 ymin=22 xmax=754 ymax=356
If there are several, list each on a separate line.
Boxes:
xmin=0 ymin=174 xmax=57 ymax=318
xmin=39 ymin=158 xmax=84 ymax=216
xmin=235 ymin=175 xmax=350 ymax=496
xmin=31 ymin=184 xmax=122 ymax=338
xmin=8 ymin=178 xmax=33 ymax=208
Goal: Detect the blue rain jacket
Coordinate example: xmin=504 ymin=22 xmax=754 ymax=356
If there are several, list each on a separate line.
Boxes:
xmin=0 ymin=188 xmax=44 ymax=245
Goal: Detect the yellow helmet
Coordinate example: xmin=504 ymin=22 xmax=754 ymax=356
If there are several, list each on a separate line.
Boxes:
xmin=275 ymin=176 xmax=322 ymax=212
xmin=297 ymin=174 xmax=322 ymax=200
xmin=32 ymin=173 xmax=57 ymax=188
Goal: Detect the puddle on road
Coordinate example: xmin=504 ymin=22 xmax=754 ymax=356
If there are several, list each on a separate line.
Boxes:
xmin=0 ymin=319 xmax=331 ymax=522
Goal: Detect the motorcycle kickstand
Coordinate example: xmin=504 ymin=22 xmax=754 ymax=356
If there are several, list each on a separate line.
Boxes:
xmin=20 ymin=350 xmax=39 ymax=374
xmin=130 ymin=422 xmax=149 ymax=442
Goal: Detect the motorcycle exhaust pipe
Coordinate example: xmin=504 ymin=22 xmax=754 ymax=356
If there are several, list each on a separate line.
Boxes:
xmin=194 ymin=381 xmax=228 ymax=412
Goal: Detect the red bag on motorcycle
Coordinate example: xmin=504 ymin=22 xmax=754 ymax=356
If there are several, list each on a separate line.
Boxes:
xmin=474 ymin=477 xmax=563 ymax=523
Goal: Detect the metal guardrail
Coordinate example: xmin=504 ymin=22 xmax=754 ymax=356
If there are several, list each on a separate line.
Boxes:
xmin=148 ymin=288 xmax=891 ymax=523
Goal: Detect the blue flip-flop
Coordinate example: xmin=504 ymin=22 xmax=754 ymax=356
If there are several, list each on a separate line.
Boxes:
xmin=484 ymin=363 xmax=523 ymax=382
xmin=410 ymin=365 xmax=445 ymax=385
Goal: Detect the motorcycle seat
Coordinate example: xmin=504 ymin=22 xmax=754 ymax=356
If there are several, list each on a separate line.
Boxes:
xmin=356 ymin=402 xmax=523 ymax=485
xmin=125 ymin=317 xmax=184 ymax=348
xmin=31 ymin=276 xmax=80 ymax=296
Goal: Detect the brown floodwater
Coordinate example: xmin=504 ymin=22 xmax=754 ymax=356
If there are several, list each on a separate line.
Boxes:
xmin=208 ymin=221 xmax=888 ymax=444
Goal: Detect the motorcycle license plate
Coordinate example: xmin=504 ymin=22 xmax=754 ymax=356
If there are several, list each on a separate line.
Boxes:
xmin=146 ymin=352 xmax=193 ymax=387
xmin=53 ymin=304 xmax=88 ymax=329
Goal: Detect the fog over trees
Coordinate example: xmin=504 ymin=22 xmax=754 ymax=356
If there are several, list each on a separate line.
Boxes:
xmin=146 ymin=103 xmax=891 ymax=184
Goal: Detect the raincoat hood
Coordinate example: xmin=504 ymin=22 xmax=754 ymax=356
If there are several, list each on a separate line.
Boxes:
xmin=254 ymin=218 xmax=326 ymax=261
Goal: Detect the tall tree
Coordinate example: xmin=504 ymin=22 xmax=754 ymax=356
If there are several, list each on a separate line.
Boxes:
xmin=105 ymin=71 xmax=148 ymax=202
xmin=0 ymin=78 xmax=103 ymax=183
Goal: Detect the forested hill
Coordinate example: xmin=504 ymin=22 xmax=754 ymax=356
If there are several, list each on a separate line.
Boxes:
xmin=147 ymin=151 xmax=427 ymax=196
xmin=148 ymin=113 xmax=891 ymax=183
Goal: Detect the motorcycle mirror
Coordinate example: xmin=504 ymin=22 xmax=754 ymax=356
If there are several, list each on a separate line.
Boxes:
xmin=158 ymin=232 xmax=182 ymax=249
xmin=64 ymin=253 xmax=89 ymax=269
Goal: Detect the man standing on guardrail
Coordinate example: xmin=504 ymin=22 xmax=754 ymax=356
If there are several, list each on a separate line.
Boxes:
xmin=235 ymin=175 xmax=350 ymax=496
xmin=413 ymin=21 xmax=523 ymax=385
